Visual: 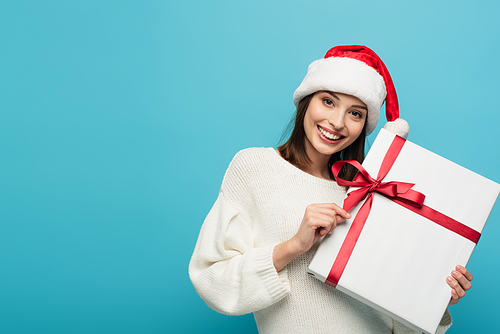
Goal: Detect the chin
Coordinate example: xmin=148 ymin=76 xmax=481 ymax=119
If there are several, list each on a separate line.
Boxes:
xmin=313 ymin=142 xmax=342 ymax=157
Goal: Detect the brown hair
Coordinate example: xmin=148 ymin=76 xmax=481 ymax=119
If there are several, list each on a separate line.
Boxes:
xmin=277 ymin=92 xmax=367 ymax=181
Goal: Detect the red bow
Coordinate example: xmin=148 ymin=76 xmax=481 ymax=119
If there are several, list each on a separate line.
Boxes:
xmin=332 ymin=159 xmax=425 ymax=213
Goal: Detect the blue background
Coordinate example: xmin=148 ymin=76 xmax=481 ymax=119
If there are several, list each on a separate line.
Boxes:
xmin=1 ymin=1 xmax=498 ymax=333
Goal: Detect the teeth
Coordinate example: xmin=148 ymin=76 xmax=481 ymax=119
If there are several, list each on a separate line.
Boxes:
xmin=319 ymin=126 xmax=341 ymax=140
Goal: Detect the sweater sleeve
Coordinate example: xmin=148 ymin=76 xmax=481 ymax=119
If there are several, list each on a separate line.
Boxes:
xmin=188 ymin=150 xmax=290 ymax=315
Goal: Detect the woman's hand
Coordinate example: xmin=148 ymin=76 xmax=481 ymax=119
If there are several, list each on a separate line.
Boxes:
xmin=273 ymin=203 xmax=350 ymax=272
xmin=447 ymin=265 xmax=472 ymax=306
xmin=291 ymin=203 xmax=351 ymax=253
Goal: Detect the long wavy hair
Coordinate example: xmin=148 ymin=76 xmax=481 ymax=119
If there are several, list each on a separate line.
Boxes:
xmin=277 ymin=92 xmax=367 ymax=181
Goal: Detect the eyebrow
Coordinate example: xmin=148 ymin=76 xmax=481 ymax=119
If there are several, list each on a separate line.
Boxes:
xmin=352 ymin=105 xmax=368 ymax=111
xmin=323 ymin=91 xmax=368 ymax=110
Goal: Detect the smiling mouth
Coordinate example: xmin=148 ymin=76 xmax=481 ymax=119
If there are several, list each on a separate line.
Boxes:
xmin=318 ymin=126 xmax=344 ymax=141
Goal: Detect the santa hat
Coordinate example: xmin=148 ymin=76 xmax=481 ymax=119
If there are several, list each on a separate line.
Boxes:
xmin=293 ymin=45 xmax=409 ymax=138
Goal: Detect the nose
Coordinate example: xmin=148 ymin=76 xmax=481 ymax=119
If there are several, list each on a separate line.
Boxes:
xmin=328 ymin=110 xmax=345 ymax=130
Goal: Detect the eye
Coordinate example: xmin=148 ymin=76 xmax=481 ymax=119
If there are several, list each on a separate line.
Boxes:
xmin=322 ymin=98 xmax=334 ymax=106
xmin=349 ymin=110 xmax=363 ymax=119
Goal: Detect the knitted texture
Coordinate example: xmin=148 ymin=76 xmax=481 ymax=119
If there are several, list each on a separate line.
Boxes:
xmin=189 ymin=147 xmax=452 ymax=334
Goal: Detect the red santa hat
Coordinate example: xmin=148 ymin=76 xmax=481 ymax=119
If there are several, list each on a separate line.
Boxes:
xmin=293 ymin=45 xmax=409 ymax=138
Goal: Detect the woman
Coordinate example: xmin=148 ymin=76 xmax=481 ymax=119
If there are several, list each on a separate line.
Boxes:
xmin=189 ymin=45 xmax=472 ymax=333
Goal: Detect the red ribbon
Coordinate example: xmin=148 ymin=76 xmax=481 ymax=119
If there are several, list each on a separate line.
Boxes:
xmin=326 ymin=135 xmax=481 ymax=287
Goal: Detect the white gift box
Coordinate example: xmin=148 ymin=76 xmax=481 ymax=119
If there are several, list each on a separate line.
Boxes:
xmin=308 ymin=128 xmax=500 ymax=334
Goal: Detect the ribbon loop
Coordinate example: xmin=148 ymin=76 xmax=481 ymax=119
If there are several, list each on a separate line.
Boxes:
xmin=332 ymin=160 xmax=426 ymax=210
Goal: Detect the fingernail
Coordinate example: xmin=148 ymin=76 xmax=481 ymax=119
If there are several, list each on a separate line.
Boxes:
xmin=447 ymin=277 xmax=453 ymax=282
xmin=347 ymin=213 xmax=351 ymax=218
xmin=456 ymin=265 xmax=463 ymax=270
xmin=452 ymin=270 xmax=458 ymax=276
xmin=451 ymin=289 xmax=457 ymax=295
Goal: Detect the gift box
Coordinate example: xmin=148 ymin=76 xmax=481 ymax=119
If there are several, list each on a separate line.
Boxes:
xmin=308 ymin=128 xmax=500 ymax=334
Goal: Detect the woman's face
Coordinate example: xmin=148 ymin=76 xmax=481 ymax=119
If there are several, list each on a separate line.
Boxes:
xmin=303 ymin=91 xmax=367 ymax=160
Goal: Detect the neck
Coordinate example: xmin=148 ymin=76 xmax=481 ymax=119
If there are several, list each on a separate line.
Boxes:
xmin=302 ymin=140 xmax=333 ymax=180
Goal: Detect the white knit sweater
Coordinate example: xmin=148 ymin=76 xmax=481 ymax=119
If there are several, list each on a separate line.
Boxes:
xmin=189 ymin=147 xmax=452 ymax=334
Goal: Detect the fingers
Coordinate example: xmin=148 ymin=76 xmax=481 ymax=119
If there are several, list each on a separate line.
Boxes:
xmin=314 ymin=210 xmax=343 ymax=229
xmin=310 ymin=203 xmax=353 ymax=234
xmin=456 ymin=265 xmax=473 ymax=282
xmin=296 ymin=203 xmax=353 ymax=252
xmin=309 ymin=203 xmax=351 ymax=228
xmin=447 ymin=275 xmax=464 ymax=300
xmin=451 ymin=266 xmax=472 ymax=292
xmin=307 ymin=211 xmax=337 ymax=236
xmin=313 ymin=208 xmax=339 ymax=232
xmin=446 ymin=265 xmax=472 ymax=306
xmin=448 ymin=295 xmax=458 ymax=306
xmin=313 ymin=203 xmax=352 ymax=220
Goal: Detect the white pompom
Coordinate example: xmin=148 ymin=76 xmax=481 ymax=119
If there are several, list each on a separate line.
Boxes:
xmin=383 ymin=118 xmax=410 ymax=139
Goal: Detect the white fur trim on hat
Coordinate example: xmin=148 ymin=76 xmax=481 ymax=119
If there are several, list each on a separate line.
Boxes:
xmin=293 ymin=57 xmax=386 ymax=135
